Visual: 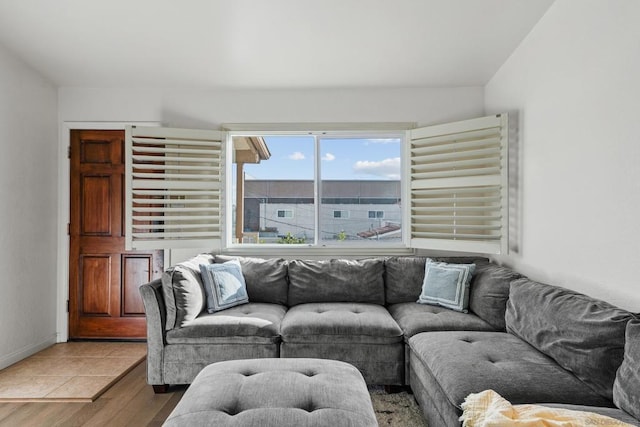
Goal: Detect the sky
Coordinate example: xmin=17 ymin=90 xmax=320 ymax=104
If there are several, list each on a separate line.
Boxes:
xmin=242 ymin=136 xmax=402 ymax=181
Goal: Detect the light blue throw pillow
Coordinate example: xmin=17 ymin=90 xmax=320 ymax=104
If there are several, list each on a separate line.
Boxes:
xmin=199 ymin=260 xmax=249 ymax=313
xmin=417 ymin=258 xmax=476 ymax=313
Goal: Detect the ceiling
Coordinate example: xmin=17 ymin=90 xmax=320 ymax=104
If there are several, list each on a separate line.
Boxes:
xmin=0 ymin=0 xmax=554 ymax=89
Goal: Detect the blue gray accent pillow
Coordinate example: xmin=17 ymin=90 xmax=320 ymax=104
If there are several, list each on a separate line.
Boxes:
xmin=417 ymin=258 xmax=476 ymax=312
xmin=199 ymin=260 xmax=249 ymax=313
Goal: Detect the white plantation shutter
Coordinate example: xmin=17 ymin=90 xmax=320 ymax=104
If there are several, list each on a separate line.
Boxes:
xmin=409 ymin=114 xmax=508 ymax=254
xmin=125 ymin=126 xmax=225 ymax=250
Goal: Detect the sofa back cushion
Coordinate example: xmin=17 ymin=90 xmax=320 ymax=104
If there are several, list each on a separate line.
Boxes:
xmin=162 ymin=253 xmax=213 ymax=329
xmin=288 ymin=258 xmax=385 ymax=306
xmin=215 ymin=255 xmax=288 ymax=305
xmin=613 ymin=319 xmax=640 ymax=420
xmin=468 ymin=263 xmax=521 ymax=331
xmin=505 ymin=278 xmax=634 ymax=400
xmin=384 ymin=257 xmax=426 ymax=304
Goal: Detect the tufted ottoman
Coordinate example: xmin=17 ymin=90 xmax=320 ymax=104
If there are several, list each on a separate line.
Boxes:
xmin=163 ymin=358 xmax=378 ymax=427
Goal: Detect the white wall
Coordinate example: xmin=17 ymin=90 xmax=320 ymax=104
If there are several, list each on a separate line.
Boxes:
xmin=0 ymin=42 xmax=58 ymax=368
xmin=485 ymin=0 xmax=640 ymax=311
xmin=58 ymin=86 xmax=484 ymax=128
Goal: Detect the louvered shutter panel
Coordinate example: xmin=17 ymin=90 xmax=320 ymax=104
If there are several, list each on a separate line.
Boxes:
xmin=409 ymin=114 xmax=508 ymax=254
xmin=125 ymin=126 xmax=224 ymax=250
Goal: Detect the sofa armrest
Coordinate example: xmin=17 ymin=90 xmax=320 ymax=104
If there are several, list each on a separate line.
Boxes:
xmin=139 ymin=279 xmax=167 ymax=386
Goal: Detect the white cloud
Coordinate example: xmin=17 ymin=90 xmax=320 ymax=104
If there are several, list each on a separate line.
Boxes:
xmin=322 ymin=152 xmax=336 ymax=161
xmin=363 ymin=138 xmax=401 ymax=145
xmin=288 ymin=151 xmax=305 ymax=160
xmin=353 ymin=157 xmax=401 ymax=179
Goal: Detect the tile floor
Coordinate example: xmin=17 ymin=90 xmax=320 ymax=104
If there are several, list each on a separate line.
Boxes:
xmin=0 ymin=342 xmax=146 ymax=402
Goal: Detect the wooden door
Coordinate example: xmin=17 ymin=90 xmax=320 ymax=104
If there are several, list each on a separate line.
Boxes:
xmin=69 ymin=129 xmax=163 ymax=339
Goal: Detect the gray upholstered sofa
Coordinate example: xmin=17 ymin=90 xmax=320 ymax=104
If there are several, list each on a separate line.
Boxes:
xmin=139 ymin=254 xmax=639 ymax=426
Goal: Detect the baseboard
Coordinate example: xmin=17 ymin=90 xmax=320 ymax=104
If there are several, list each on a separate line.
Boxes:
xmin=0 ymin=333 xmax=58 ymax=370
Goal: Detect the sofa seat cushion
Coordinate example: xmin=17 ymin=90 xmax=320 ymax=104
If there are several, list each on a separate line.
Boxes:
xmin=166 ymin=303 xmax=286 ymax=345
xmin=388 ymin=302 xmax=495 ymax=338
xmin=281 ymin=303 xmax=403 ymax=344
xmin=409 ymin=331 xmax=612 ymax=409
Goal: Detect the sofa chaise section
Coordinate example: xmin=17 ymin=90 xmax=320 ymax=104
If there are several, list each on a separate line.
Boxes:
xmin=409 ymin=331 xmax=613 ymax=426
xmin=408 ymin=278 xmax=637 ymax=426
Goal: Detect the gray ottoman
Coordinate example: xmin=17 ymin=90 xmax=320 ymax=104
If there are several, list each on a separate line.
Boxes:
xmin=163 ymin=358 xmax=378 ymax=427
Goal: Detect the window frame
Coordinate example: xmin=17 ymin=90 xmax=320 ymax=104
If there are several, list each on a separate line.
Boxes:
xmin=223 ymin=125 xmax=412 ymax=256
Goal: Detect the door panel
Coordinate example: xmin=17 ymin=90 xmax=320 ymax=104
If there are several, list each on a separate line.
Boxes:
xmin=122 ymin=255 xmax=152 ymax=316
xmin=80 ymin=255 xmax=112 ymax=315
xmin=81 ymin=176 xmax=112 ymax=235
xmin=81 ymin=139 xmax=112 ymax=164
xmin=69 ymin=129 xmax=163 ymax=339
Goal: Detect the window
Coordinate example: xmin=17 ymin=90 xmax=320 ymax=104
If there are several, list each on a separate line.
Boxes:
xmin=277 ymin=209 xmax=293 ymax=218
xmin=125 ymin=115 xmax=509 ymax=254
xmin=230 ymin=133 xmax=404 ymax=247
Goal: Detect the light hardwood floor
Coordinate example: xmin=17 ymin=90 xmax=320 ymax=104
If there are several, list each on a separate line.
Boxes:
xmin=0 ymin=362 xmax=186 ymax=427
xmin=0 ymin=359 xmax=426 ymax=426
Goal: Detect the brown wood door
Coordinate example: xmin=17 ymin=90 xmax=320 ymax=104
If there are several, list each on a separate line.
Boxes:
xmin=69 ymin=129 xmax=163 ymax=339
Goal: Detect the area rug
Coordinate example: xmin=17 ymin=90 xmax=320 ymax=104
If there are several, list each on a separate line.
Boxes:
xmin=370 ymin=387 xmax=428 ymax=426
xmin=0 ymin=342 xmax=146 ymax=402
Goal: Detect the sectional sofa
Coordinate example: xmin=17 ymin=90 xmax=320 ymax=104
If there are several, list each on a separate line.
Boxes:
xmin=139 ymin=254 xmax=639 ymax=426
